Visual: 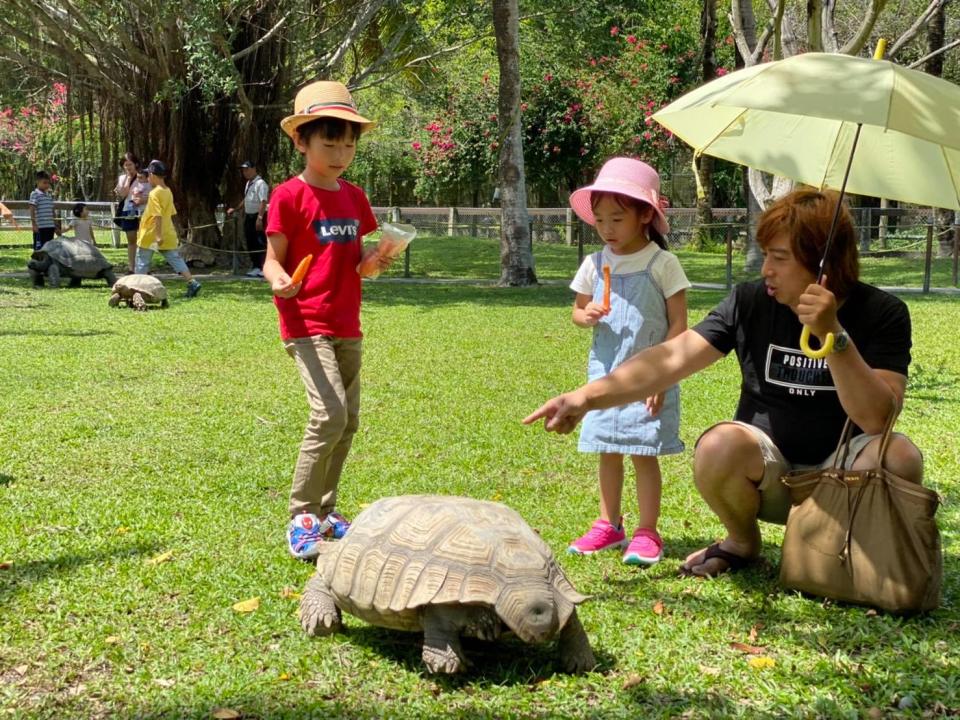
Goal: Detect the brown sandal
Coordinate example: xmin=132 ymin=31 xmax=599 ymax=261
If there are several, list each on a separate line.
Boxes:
xmin=680 ymin=542 xmax=756 ymax=577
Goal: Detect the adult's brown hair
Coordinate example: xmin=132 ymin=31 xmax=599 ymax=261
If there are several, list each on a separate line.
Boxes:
xmin=756 ymin=188 xmax=859 ymax=299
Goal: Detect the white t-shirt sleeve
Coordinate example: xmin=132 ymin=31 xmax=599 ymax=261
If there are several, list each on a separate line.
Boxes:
xmin=652 ymin=251 xmax=692 ymax=299
xmin=570 ymin=255 xmax=599 ymax=296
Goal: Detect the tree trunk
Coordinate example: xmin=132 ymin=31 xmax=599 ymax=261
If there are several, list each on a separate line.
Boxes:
xmin=492 ymin=0 xmax=537 ymax=286
xmin=925 ymin=2 xmax=955 ymax=256
xmin=695 ymin=0 xmax=718 ymax=246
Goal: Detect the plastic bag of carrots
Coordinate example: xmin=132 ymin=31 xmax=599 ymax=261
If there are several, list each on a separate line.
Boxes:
xmin=357 ymin=223 xmax=417 ymax=279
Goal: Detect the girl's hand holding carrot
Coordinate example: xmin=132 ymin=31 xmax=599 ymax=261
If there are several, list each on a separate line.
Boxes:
xmin=601 ymin=265 xmax=611 ymax=314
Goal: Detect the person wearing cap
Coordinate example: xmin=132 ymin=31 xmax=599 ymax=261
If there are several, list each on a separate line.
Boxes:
xmin=135 ymin=159 xmax=201 ymax=298
xmin=558 ymin=157 xmax=691 ymax=567
xmin=263 ymin=80 xmax=393 ymax=560
xmin=525 ymin=189 xmax=923 ymax=578
xmin=226 ymin=161 xmax=269 ymax=277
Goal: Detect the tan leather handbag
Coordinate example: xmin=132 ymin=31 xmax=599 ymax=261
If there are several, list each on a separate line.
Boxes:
xmin=779 ymin=411 xmax=942 ymax=613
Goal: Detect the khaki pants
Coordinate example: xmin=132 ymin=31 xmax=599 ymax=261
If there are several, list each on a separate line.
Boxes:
xmin=283 ymin=335 xmax=362 ymax=517
xmin=696 ymin=421 xmax=880 ymax=525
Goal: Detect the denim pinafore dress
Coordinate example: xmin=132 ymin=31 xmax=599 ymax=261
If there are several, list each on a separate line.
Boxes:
xmin=578 ymin=250 xmax=684 ymax=456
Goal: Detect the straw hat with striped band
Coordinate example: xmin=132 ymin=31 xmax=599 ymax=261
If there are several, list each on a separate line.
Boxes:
xmin=280 ymin=81 xmax=376 ymax=140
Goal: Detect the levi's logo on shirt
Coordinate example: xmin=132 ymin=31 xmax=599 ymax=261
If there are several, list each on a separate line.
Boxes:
xmin=312 ymin=218 xmax=360 ymax=244
xmin=764 ymin=344 xmax=836 ymax=397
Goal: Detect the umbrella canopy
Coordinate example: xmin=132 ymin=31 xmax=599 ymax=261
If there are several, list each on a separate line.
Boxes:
xmin=652 ymin=52 xmax=960 ymax=211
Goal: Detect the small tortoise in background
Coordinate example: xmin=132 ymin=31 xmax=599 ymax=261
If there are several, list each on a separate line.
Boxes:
xmin=299 ymin=495 xmax=596 ymax=674
xmin=108 ymin=274 xmax=169 ymax=310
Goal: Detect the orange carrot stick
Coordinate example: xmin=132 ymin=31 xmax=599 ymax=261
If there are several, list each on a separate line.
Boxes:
xmin=290 ymin=254 xmax=313 ymax=285
xmin=602 ymin=265 xmax=611 ymax=313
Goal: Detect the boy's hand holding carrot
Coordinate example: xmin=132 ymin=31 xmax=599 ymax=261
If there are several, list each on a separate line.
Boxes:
xmin=271 ymin=254 xmax=312 ymax=298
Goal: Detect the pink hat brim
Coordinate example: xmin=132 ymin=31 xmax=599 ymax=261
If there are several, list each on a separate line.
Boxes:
xmin=569 ymin=180 xmax=670 ymax=235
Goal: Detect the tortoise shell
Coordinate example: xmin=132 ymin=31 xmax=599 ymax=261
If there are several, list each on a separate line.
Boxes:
xmin=316 ymin=495 xmax=584 ymax=639
xmin=110 ymin=274 xmax=168 ymax=303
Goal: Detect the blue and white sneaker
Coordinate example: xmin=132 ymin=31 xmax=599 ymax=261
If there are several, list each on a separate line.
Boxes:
xmin=287 ymin=511 xmax=351 ymax=560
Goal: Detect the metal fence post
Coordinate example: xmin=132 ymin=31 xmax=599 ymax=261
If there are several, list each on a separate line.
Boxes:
xmin=447 ymin=207 xmax=456 ymax=237
xmin=725 ymin=224 xmax=733 ymax=290
xmin=232 ymin=213 xmax=240 ymax=275
xmin=923 ymin=223 xmax=933 ymax=293
xmin=577 ymin=219 xmax=584 ymax=267
xmin=110 ymin=202 xmax=121 ymax=248
xmin=565 ymin=209 xmax=574 ymax=246
xmin=952 ymin=224 xmax=958 ymax=288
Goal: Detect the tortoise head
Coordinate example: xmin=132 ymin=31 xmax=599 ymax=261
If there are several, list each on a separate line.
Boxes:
xmin=494 ymin=579 xmax=560 ymax=644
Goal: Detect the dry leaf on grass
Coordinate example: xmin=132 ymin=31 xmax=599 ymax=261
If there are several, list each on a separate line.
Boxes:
xmin=104 ymin=636 xmax=121 ymax=645
xmin=748 ymin=623 xmax=764 ymax=643
xmin=154 ymin=678 xmax=176 ymax=688
xmin=116 ymin=527 xmax=130 ymax=535
xmin=622 ymin=674 xmax=644 ymax=690
xmin=232 ymin=597 xmax=260 ymax=613
xmin=279 ymin=587 xmax=301 ymax=601
xmin=277 ymin=673 xmax=291 ymax=681
xmin=211 ymin=709 xmax=242 ymax=720
xmin=698 ymin=665 xmax=720 ymax=676
xmin=652 ymin=600 xmax=666 ymax=616
xmin=747 ymin=656 xmax=776 ymax=670
xmin=730 ymin=641 xmax=766 ymax=655
xmin=13 ymin=665 xmax=27 ymax=677
xmin=0 ymin=561 xmax=13 ymax=570
xmin=146 ymin=550 xmax=174 ymax=566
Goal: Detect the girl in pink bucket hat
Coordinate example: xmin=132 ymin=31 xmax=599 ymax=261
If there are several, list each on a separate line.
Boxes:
xmin=564 ymin=157 xmax=690 ymax=566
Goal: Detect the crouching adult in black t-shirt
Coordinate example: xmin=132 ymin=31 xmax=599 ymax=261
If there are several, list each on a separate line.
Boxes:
xmin=524 ymin=189 xmax=923 ymax=577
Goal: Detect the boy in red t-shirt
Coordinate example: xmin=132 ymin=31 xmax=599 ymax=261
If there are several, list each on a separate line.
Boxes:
xmin=264 ymin=81 xmax=392 ymax=560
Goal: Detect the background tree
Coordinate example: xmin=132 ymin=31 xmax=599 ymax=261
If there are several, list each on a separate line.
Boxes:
xmin=492 ymin=0 xmax=536 ymax=286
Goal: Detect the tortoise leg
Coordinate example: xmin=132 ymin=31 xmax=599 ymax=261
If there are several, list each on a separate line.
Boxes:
xmin=47 ymin=262 xmax=61 ymax=289
xmin=132 ymin=292 xmax=146 ymax=311
xmin=557 ymin=609 xmax=596 ymax=674
xmin=299 ymin=572 xmax=342 ymax=636
xmin=108 ymin=293 xmax=121 ymax=307
xmin=421 ymin=605 xmax=470 ymax=674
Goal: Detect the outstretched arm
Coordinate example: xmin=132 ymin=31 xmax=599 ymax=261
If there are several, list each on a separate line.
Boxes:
xmin=524 ymin=329 xmax=723 ymax=433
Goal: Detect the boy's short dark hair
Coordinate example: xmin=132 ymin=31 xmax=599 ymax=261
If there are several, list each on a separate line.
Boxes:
xmin=296 ymin=117 xmax=361 ymax=146
xmin=146 ymin=159 xmax=167 ymax=177
xmin=36 ymin=170 xmax=50 ymax=181
xmin=72 ymin=202 xmax=86 ymax=218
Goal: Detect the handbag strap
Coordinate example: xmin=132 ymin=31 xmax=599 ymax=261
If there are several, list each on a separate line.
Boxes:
xmin=834 ymin=397 xmax=900 ymax=470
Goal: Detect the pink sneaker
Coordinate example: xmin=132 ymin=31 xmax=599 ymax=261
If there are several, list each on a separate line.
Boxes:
xmin=622 ymin=528 xmax=663 ymax=566
xmin=567 ymin=518 xmax=628 ymax=555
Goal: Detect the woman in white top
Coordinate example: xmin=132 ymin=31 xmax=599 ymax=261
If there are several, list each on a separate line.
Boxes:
xmin=113 ymin=151 xmax=141 ymax=272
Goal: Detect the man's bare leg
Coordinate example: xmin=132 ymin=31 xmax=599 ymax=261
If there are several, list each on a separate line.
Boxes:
xmin=683 ymin=423 xmax=766 ymax=577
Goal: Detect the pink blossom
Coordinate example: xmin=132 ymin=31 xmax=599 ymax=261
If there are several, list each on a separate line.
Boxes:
xmin=645 ymin=116 xmax=654 ymax=125
xmin=488 ymin=114 xmax=497 ymax=122
xmin=490 ymin=141 xmax=499 ymax=150
xmin=571 ymin=103 xmax=582 ymax=112
xmin=643 ymin=131 xmax=652 ymax=140
xmin=668 ymin=76 xmax=680 ymax=84
xmin=411 ymin=141 xmax=421 ymax=150
xmin=610 ymin=26 xmax=619 ymax=36
xmin=520 ymin=102 xmax=528 ymax=111
xmin=647 ymin=100 xmax=656 ymax=109
xmin=53 ymin=82 xmax=67 ymax=95
xmin=50 ymin=174 xmax=59 ymax=182
xmin=589 ymin=59 xmax=597 ymax=67
xmin=716 ymin=67 xmax=729 ymax=76
xmin=660 ymin=44 xmax=669 ymax=51
xmin=544 ymin=73 xmax=553 ymax=82
xmin=626 ymin=35 xmax=637 ymax=45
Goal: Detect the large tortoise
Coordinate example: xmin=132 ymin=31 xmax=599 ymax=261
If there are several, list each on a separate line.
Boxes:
xmin=28 ymin=238 xmax=117 ymax=288
xmin=299 ymin=495 xmax=596 ymax=674
xmin=108 ymin=274 xmax=169 ymax=310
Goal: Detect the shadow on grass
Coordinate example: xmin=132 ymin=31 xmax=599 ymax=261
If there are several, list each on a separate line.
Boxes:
xmin=0 ymin=541 xmax=160 ymax=604
xmin=335 ymin=623 xmax=619 ymax=684
xmin=0 ymin=473 xmax=14 ymax=486
xmin=0 ymin=328 xmax=116 ymax=337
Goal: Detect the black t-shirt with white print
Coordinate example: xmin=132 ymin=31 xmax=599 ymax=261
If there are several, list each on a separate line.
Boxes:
xmin=692 ymin=280 xmax=911 ymax=465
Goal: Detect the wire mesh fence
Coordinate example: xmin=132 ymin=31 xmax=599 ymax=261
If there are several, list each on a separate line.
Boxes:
xmin=372 ymin=206 xmax=960 ymax=291
xmin=2 ymin=200 xmax=957 ymax=290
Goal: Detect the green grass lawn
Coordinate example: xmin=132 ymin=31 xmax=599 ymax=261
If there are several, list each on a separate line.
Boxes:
xmin=3 ymin=229 xmax=959 ymax=291
xmin=0 ymin=269 xmax=958 ymax=718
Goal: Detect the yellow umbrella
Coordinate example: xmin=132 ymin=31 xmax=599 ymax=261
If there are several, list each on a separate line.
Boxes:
xmin=653 ymin=47 xmax=960 ymax=357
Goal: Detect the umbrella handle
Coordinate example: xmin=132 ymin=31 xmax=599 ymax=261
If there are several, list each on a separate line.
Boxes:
xmin=800 ymin=325 xmax=834 ymax=359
